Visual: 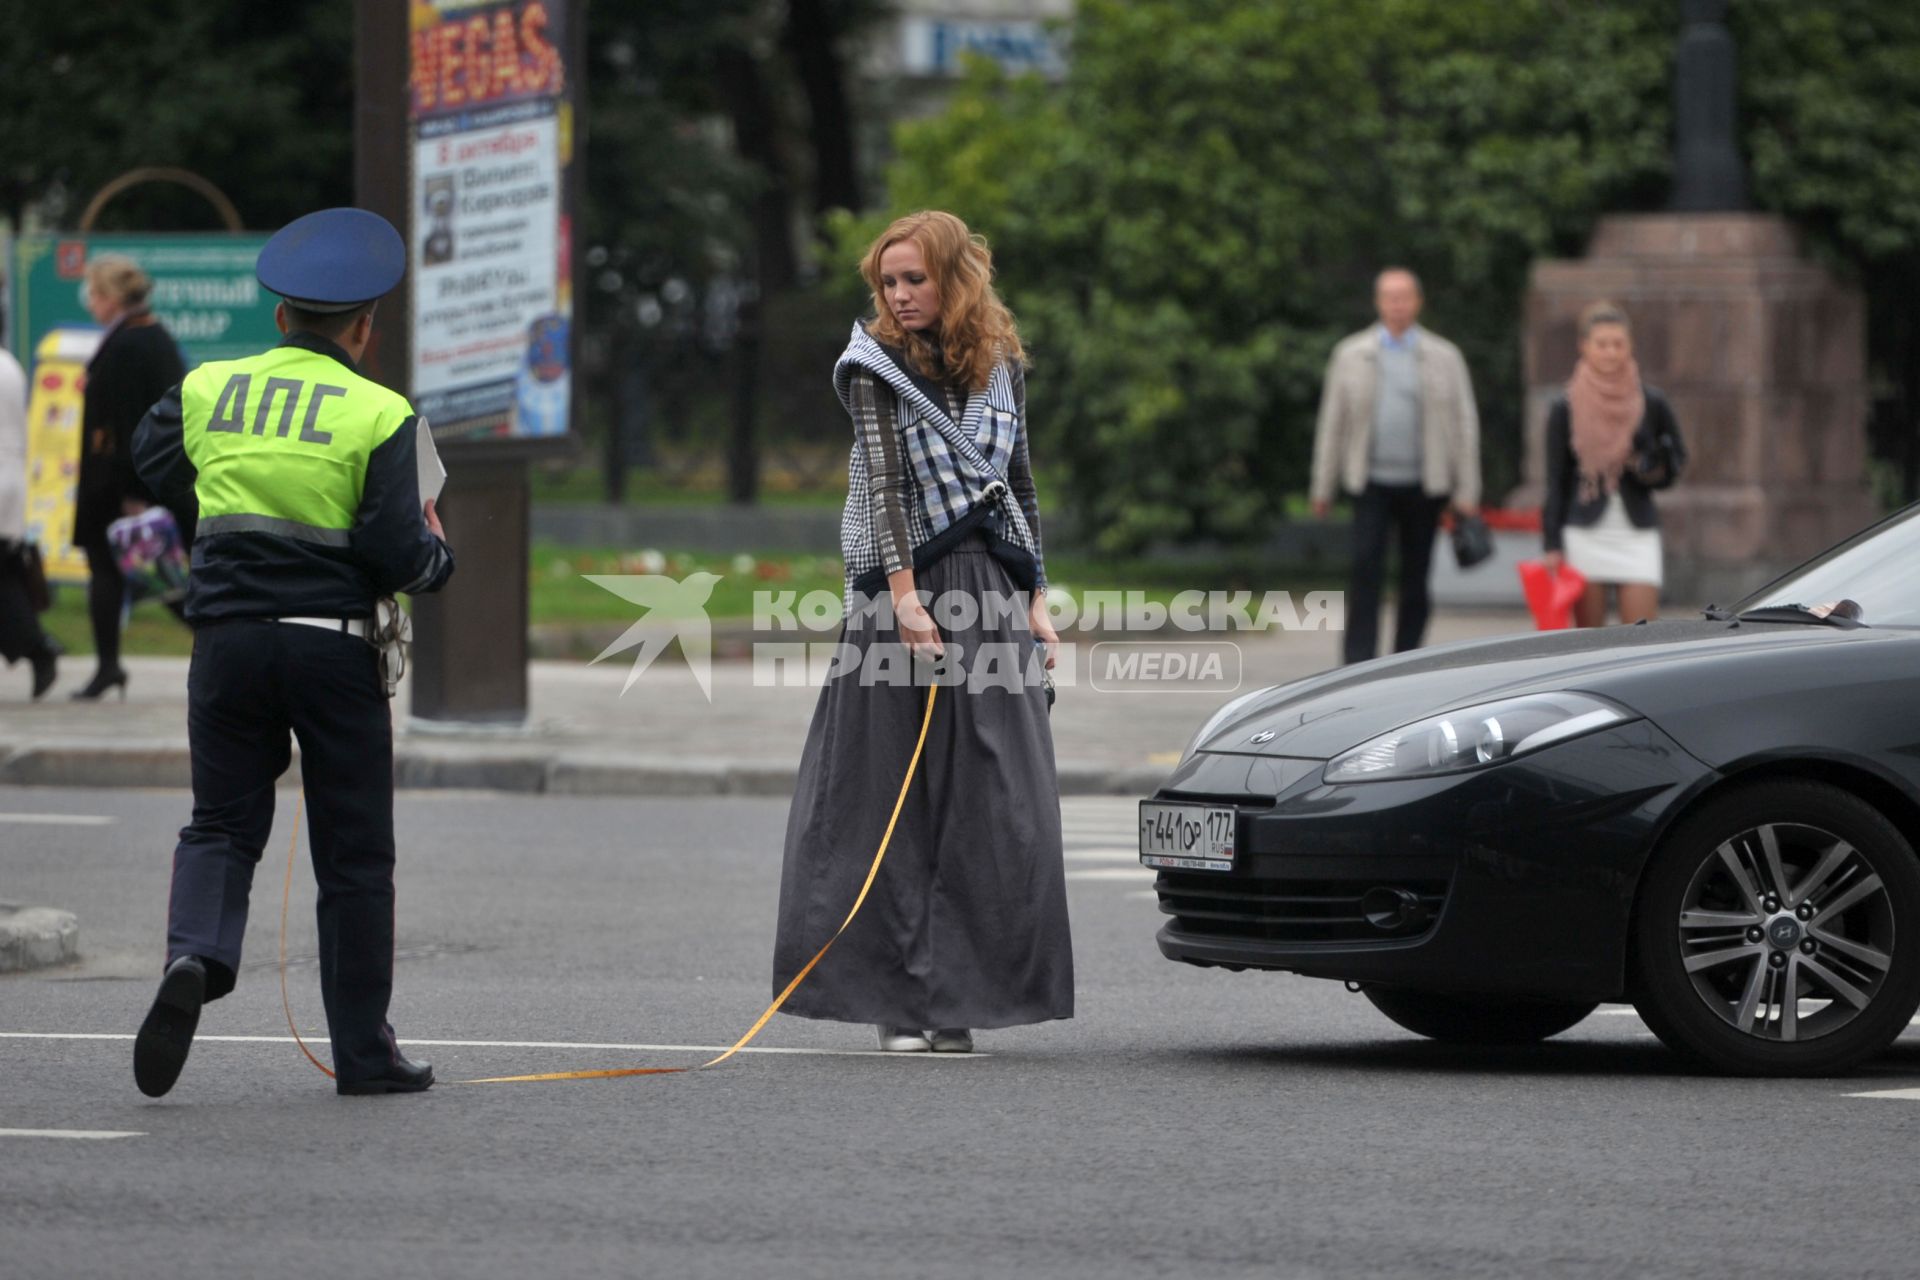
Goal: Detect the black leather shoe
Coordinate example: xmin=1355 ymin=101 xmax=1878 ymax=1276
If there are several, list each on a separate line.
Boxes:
xmin=336 ymin=1055 xmax=434 ymax=1096
xmin=134 ymin=956 xmax=207 ymax=1098
xmin=29 ymin=637 xmax=61 ymax=701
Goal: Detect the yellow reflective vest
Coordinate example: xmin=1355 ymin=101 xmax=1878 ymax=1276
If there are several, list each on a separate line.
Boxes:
xmin=131 ymin=332 xmax=453 ymax=621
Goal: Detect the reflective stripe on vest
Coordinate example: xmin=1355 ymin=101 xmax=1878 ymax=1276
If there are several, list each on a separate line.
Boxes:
xmin=180 ymin=345 xmax=414 ymax=538
xmin=194 ymin=513 xmax=352 ymax=547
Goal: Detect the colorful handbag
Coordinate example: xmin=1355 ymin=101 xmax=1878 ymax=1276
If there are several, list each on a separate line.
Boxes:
xmin=105 ymin=507 xmax=191 ymax=604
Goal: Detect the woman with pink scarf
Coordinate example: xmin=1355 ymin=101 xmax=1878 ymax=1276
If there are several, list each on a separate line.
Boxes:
xmin=1542 ymin=301 xmax=1687 ymax=627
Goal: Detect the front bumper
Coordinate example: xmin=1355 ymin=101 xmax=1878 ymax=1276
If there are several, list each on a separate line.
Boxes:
xmin=1151 ymin=719 xmax=1714 ymax=1001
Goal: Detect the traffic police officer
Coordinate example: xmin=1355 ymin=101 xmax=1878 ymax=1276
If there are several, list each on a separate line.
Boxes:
xmin=129 ymin=208 xmax=454 ymax=1098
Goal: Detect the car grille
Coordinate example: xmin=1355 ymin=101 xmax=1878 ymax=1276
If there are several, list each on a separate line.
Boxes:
xmin=1155 ymin=872 xmax=1451 ymax=945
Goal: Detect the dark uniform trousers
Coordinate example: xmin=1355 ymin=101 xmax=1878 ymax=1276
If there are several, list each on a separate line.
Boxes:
xmin=168 ymin=618 xmax=401 ymax=1082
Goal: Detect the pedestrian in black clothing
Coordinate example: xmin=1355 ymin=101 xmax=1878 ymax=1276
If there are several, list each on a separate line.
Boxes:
xmin=72 ymin=255 xmax=189 ymax=700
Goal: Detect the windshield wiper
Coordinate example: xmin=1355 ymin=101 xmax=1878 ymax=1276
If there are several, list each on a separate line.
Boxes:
xmin=1702 ymin=604 xmax=1734 ymax=621
xmin=1733 ymin=602 xmax=1868 ymax=628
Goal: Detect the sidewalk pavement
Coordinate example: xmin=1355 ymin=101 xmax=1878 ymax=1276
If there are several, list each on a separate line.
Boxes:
xmin=0 ymin=610 xmax=1545 ymax=798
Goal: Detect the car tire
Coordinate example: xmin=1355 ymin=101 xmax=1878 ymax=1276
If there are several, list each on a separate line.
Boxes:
xmin=1632 ymin=780 xmax=1920 ymax=1077
xmin=1362 ymin=987 xmax=1597 ymax=1044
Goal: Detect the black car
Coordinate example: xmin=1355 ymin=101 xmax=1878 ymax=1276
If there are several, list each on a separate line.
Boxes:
xmin=1142 ymin=503 xmax=1920 ymax=1075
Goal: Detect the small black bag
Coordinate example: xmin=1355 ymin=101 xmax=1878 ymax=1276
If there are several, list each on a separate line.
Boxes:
xmin=10 ymin=542 xmax=52 ymax=612
xmin=1450 ymin=513 xmax=1494 ymax=569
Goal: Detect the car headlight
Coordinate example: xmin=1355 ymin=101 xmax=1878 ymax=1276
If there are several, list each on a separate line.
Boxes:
xmin=1322 ymin=692 xmax=1634 ymax=783
xmin=1179 ymin=685 xmax=1276 ymax=761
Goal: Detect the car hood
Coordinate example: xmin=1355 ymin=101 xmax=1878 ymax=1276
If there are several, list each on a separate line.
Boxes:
xmin=1195 ymin=619 xmax=1881 ymax=761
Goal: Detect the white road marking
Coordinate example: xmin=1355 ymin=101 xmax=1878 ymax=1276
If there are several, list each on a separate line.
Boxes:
xmin=1596 ymin=1010 xmax=1920 ymax=1023
xmin=1845 ymin=1087 xmax=1920 ymax=1101
xmin=0 ymin=814 xmax=116 ymax=825
xmin=0 ymin=1128 xmax=144 ymax=1140
xmin=0 ymin=1032 xmax=983 ymax=1060
xmin=1066 ymin=868 xmax=1153 ymax=882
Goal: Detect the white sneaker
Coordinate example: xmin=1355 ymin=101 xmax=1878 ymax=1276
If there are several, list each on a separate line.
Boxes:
xmin=929 ymin=1028 xmax=974 ymax=1053
xmin=877 ymin=1025 xmax=931 ymax=1052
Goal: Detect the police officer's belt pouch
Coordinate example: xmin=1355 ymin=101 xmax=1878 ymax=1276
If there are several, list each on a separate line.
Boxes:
xmin=370 ymin=596 xmax=412 ymax=698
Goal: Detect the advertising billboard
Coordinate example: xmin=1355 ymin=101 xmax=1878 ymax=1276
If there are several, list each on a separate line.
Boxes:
xmin=407 ymin=0 xmax=574 ymax=441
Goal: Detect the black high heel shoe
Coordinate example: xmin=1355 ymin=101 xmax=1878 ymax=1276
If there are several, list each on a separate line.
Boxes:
xmin=70 ymin=667 xmax=128 ymax=701
xmin=29 ymin=638 xmax=62 ymax=701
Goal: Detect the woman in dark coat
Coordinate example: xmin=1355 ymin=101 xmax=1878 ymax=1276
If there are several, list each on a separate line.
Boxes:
xmin=770 ymin=210 xmax=1072 ymax=1054
xmin=72 ymin=255 xmax=188 ymax=698
xmin=1542 ymin=301 xmax=1687 ymax=627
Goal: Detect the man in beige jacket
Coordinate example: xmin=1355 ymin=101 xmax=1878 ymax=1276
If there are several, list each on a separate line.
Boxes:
xmin=1310 ymin=268 xmax=1481 ymax=664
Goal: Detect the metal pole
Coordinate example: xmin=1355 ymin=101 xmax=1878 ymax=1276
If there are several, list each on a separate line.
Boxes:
xmin=1671 ymin=0 xmax=1750 ymax=212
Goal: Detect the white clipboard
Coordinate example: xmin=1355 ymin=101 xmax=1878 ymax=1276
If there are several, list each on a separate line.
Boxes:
xmin=417 ymin=418 xmax=447 ymax=505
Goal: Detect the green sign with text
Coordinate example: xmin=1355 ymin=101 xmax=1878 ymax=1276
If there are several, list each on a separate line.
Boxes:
xmin=9 ymin=233 xmax=277 ymax=371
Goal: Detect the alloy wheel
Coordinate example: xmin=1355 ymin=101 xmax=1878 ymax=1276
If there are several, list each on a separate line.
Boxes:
xmin=1676 ymin=821 xmax=1895 ymax=1044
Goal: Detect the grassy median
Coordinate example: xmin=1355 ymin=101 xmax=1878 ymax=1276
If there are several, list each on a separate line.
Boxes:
xmin=37 ymin=544 xmax=1343 ymax=658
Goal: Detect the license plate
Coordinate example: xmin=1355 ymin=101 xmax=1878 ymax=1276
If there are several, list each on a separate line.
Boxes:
xmin=1139 ymin=801 xmax=1236 ymax=872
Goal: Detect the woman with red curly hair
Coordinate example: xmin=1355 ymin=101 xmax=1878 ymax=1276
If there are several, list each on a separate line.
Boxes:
xmin=771 ymin=211 xmax=1073 ymax=1054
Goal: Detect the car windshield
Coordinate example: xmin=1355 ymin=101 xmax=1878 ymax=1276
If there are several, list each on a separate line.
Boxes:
xmin=1730 ymin=502 xmax=1920 ymax=627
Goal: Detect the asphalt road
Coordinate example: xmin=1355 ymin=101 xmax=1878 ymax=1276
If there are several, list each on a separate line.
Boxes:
xmin=5 ymin=787 xmax=1920 ymax=1279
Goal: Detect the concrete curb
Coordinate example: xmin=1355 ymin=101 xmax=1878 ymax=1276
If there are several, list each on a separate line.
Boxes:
xmin=0 ymin=740 xmax=195 ymax=789
xmin=0 ymin=739 xmax=1170 ymax=799
xmin=0 ymin=903 xmax=80 ymax=973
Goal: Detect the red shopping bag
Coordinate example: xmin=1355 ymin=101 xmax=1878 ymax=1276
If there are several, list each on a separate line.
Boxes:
xmin=1516 ymin=560 xmax=1588 ymax=631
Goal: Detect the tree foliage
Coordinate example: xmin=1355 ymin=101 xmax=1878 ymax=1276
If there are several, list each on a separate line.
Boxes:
xmin=849 ymin=0 xmax=1920 ymax=552
xmin=1738 ymin=0 xmax=1920 ymax=264
xmin=1736 ymin=0 xmax=1920 ymax=495
xmin=0 ymin=0 xmax=352 ymax=232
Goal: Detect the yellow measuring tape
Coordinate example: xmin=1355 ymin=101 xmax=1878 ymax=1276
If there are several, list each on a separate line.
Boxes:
xmin=280 ymin=682 xmax=940 ymax=1085
xmin=279 ymin=790 xmax=336 ymax=1081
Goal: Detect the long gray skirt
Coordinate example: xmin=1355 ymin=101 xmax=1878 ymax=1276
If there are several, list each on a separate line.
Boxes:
xmin=771 ymin=535 xmax=1074 ymax=1029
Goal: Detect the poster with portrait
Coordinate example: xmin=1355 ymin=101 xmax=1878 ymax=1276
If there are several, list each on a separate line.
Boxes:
xmin=406 ymin=0 xmax=574 ymax=441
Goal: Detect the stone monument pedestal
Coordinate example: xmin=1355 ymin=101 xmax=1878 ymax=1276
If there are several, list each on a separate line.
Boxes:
xmin=1519 ymin=213 xmax=1873 ymax=605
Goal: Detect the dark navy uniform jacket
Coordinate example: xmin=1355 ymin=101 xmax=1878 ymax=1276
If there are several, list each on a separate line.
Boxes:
xmin=132 ymin=331 xmax=453 ymax=623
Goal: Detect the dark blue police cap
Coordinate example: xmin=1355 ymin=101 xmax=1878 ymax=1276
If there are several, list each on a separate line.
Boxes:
xmin=257 ymin=208 xmax=406 ymax=314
